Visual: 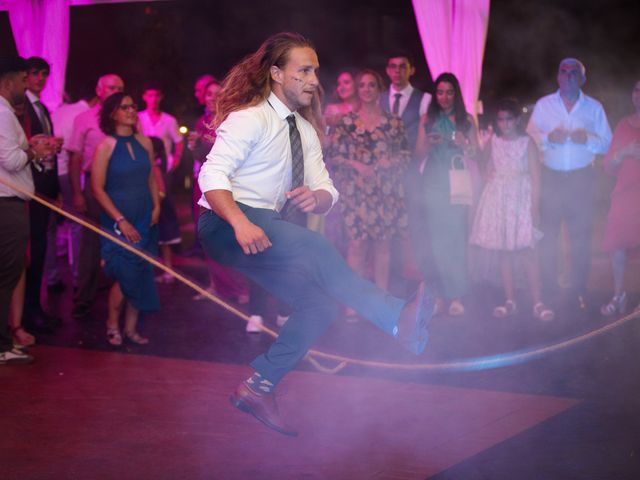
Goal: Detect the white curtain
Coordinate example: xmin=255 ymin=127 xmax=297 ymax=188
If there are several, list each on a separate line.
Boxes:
xmin=7 ymin=0 xmax=70 ymax=110
xmin=412 ymin=0 xmax=490 ymax=118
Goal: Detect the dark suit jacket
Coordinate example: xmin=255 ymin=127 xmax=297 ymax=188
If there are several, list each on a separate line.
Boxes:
xmin=22 ymin=97 xmax=59 ymax=199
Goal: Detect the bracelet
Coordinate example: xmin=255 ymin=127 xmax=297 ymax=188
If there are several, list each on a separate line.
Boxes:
xmin=115 ymin=215 xmax=125 ymax=224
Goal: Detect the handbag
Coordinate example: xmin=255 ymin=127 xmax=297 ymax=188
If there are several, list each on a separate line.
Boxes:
xmin=449 ymin=154 xmax=473 ymax=205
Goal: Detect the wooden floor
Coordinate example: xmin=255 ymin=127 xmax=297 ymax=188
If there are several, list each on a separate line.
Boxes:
xmin=3 ymin=191 xmax=640 ymax=479
xmin=1 ymin=346 xmax=579 ymax=480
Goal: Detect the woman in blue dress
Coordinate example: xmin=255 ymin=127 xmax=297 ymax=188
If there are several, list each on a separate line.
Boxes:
xmin=91 ymin=92 xmax=161 ymax=346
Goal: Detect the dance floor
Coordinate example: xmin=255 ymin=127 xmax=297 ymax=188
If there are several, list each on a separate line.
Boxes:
xmin=1 ymin=346 xmax=578 ymax=480
xmin=4 ymin=192 xmax=640 ymax=479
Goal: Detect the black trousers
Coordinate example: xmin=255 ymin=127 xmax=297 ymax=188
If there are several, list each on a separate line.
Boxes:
xmin=73 ymin=180 xmax=102 ymax=309
xmin=0 ymin=198 xmax=29 ymax=352
xmin=24 ymin=200 xmax=52 ymax=311
xmin=540 ymin=165 xmax=595 ymax=298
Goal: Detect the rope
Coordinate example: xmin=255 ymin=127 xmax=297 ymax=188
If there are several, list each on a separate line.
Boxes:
xmin=3 ymin=175 xmax=639 ymax=374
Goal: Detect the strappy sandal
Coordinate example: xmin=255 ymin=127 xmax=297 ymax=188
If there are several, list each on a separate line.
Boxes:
xmin=124 ymin=331 xmax=149 ymax=345
xmin=107 ymin=327 xmax=122 ymax=346
xmin=11 ymin=326 xmax=36 ymax=347
xmin=533 ymin=302 xmax=555 ymax=322
xmin=493 ymin=299 xmax=517 ymax=318
xmin=600 ymin=292 xmax=627 ymax=317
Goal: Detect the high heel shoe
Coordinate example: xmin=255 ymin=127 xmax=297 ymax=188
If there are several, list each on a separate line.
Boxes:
xmin=600 ymin=292 xmax=627 ymax=317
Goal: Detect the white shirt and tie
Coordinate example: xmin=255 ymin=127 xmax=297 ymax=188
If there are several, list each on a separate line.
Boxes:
xmin=198 ymin=91 xmax=338 ymax=213
xmin=387 ymin=84 xmax=431 ymax=117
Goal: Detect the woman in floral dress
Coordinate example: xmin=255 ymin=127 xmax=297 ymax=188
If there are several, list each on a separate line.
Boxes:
xmin=328 ymin=69 xmax=409 ymax=299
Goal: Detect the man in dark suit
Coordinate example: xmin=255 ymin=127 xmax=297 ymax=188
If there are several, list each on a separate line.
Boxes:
xmin=380 ymin=52 xmax=431 ymax=156
xmin=20 ymin=56 xmax=61 ymax=332
xmin=380 ymin=52 xmax=433 ymax=296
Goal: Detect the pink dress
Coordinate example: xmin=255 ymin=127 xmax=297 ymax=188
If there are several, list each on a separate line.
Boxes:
xmin=470 ymin=135 xmax=541 ymax=250
xmin=602 ymin=117 xmax=640 ymax=251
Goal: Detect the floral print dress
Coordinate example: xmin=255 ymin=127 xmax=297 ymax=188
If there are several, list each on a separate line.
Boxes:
xmin=470 ymin=135 xmax=542 ymax=250
xmin=328 ymin=111 xmax=410 ymax=241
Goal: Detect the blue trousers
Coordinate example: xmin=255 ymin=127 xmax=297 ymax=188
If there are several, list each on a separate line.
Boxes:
xmin=198 ymin=203 xmax=405 ymax=384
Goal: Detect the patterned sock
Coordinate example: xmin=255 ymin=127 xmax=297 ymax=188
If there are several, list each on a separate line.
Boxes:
xmin=244 ymin=372 xmax=274 ymax=394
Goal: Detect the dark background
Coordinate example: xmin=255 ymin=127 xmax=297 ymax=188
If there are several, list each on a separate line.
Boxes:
xmin=2 ymin=0 xmax=639 ymax=125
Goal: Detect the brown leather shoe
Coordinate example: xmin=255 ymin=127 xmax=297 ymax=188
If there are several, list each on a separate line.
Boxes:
xmin=396 ymin=282 xmax=433 ymax=355
xmin=230 ymin=382 xmax=298 ymax=437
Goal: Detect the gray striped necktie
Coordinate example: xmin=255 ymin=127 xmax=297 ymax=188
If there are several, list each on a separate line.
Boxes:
xmin=281 ymin=114 xmax=305 ymax=222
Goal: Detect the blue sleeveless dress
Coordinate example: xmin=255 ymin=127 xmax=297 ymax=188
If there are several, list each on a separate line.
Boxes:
xmin=100 ymin=134 xmax=160 ymax=312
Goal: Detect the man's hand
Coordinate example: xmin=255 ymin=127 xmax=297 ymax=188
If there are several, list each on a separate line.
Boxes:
xmin=548 ymin=128 xmax=568 ymax=144
xmin=286 ymin=186 xmax=318 ymax=213
xmin=233 ymin=218 xmax=272 ymax=255
xmin=570 ymin=128 xmax=588 ymax=144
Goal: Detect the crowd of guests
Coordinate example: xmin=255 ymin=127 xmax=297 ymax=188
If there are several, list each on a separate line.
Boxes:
xmin=1 ymin=50 xmax=639 ymax=366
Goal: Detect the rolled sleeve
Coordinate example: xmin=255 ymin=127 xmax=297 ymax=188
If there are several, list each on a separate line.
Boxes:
xmin=198 ymin=110 xmax=261 ymax=195
xmin=0 ymin=112 xmax=29 ymax=172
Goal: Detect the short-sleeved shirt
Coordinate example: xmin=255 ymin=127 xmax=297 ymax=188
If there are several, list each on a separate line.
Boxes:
xmin=137 ymin=111 xmax=182 ymax=169
xmin=67 ymin=104 xmax=105 ymax=173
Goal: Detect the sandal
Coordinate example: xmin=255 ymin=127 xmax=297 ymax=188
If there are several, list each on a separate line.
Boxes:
xmin=493 ymin=299 xmax=517 ymax=318
xmin=107 ymin=327 xmax=122 ymax=346
xmin=448 ymin=299 xmax=465 ymax=316
xmin=600 ymin=292 xmax=627 ymax=317
xmin=11 ymin=326 xmax=36 ymax=347
xmin=533 ymin=302 xmax=555 ymax=322
xmin=124 ymin=331 xmax=149 ymax=345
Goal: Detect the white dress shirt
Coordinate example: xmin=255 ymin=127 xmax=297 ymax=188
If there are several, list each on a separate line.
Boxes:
xmin=0 ymin=95 xmax=34 ymax=199
xmin=388 ymin=84 xmax=431 ymax=117
xmin=527 ymin=90 xmax=612 ymax=171
xmin=138 ymin=110 xmax=182 ymax=169
xmin=198 ymin=91 xmax=338 ymax=213
xmin=51 ymin=100 xmax=90 ymax=176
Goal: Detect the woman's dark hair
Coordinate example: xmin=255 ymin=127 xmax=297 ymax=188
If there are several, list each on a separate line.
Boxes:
xmin=149 ymin=136 xmax=167 ymax=172
xmin=426 ymin=72 xmax=470 ymax=133
xmin=99 ymin=92 xmax=137 ymax=135
xmin=492 ymin=98 xmax=525 ymax=136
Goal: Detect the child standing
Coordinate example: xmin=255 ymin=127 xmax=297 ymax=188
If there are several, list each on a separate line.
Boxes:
xmin=470 ymin=99 xmax=554 ymax=321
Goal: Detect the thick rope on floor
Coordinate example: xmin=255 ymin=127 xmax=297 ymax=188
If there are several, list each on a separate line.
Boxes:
xmin=4 ymin=176 xmax=640 ymax=374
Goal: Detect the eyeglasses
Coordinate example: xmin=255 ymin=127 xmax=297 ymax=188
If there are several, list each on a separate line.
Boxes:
xmin=118 ymin=103 xmax=137 ymax=111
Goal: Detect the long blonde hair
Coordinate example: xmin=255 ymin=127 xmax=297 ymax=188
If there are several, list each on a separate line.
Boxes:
xmin=214 ymin=32 xmax=325 ymax=136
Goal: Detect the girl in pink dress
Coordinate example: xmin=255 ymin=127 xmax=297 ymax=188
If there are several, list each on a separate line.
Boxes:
xmin=600 ymin=80 xmax=640 ymax=316
xmin=470 ymin=99 xmax=553 ymax=320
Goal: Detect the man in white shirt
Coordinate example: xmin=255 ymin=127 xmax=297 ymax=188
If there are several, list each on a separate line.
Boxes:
xmin=381 ymin=52 xmax=431 ymax=154
xmin=527 ymin=58 xmax=612 ymax=310
xmin=44 ymin=95 xmax=91 ymax=291
xmin=21 ymin=57 xmax=63 ymax=332
xmin=381 ymin=52 xmax=432 ymax=297
xmin=198 ymin=33 xmax=432 ymax=436
xmin=0 ymin=56 xmax=52 ymax=365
